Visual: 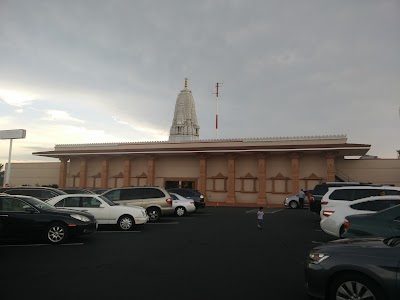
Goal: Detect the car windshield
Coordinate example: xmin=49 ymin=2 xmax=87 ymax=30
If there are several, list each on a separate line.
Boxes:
xmin=99 ymin=195 xmax=116 ymax=206
xmin=383 ymin=237 xmax=400 ymax=247
xmin=25 ymin=197 xmax=57 ymax=210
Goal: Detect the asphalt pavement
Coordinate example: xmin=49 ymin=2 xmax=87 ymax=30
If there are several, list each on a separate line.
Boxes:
xmin=0 ymin=207 xmax=335 ymax=300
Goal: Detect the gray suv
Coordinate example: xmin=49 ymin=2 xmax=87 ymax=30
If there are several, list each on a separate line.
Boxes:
xmin=102 ymin=187 xmax=173 ymax=222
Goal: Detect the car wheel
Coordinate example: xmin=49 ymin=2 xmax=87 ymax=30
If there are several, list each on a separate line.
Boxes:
xmin=118 ymin=215 xmax=135 ymax=231
xmin=46 ymin=222 xmax=68 ymax=244
xmin=147 ymin=207 xmax=161 ymax=222
xmin=328 ymin=273 xmax=384 ymax=300
xmin=175 ymin=206 xmax=186 ymax=217
xmin=289 ymin=201 xmax=298 ymax=209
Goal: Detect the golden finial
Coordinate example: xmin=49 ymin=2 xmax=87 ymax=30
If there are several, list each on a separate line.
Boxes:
xmin=184 ymin=78 xmax=188 ymax=88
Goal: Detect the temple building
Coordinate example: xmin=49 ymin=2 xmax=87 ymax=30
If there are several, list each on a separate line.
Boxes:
xmin=6 ymin=79 xmax=400 ymax=206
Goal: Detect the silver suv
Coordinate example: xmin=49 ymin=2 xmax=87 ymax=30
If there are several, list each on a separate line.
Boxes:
xmin=102 ymin=187 xmax=173 ymax=222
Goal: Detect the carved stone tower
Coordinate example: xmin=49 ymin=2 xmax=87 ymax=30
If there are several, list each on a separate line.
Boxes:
xmin=169 ymin=78 xmax=200 ymax=142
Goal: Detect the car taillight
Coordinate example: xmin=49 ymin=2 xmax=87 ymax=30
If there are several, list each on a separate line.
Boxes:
xmin=343 ymin=220 xmax=350 ymax=230
xmin=166 ymin=198 xmax=172 ymax=206
xmin=322 ymin=210 xmax=334 ymax=217
xmin=190 ymin=201 xmax=194 ymax=205
xmin=321 ymin=201 xmax=328 ymax=205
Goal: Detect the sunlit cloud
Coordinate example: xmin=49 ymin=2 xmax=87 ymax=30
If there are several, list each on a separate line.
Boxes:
xmin=41 ymin=110 xmax=85 ymax=123
xmin=0 ymin=89 xmax=38 ymax=107
xmin=112 ymin=116 xmax=169 ymax=140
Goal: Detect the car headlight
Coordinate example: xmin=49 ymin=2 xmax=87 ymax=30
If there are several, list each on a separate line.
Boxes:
xmin=142 ymin=210 xmax=147 ymax=217
xmin=70 ymin=214 xmax=91 ymax=222
xmin=308 ymin=253 xmax=329 ymax=264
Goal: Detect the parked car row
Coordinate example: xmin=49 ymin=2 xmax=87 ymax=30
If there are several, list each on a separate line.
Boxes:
xmin=0 ymin=186 xmax=206 ymax=245
xmin=305 ymin=182 xmax=400 ymax=300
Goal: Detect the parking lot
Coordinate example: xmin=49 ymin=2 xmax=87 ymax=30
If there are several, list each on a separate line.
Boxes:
xmin=0 ymin=207 xmax=335 ymax=300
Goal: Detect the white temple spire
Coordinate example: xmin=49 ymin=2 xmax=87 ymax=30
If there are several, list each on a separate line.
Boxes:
xmin=169 ymin=78 xmax=200 ymax=142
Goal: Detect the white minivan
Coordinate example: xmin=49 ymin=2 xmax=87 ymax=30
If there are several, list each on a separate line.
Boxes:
xmin=320 ymin=185 xmax=400 ymax=220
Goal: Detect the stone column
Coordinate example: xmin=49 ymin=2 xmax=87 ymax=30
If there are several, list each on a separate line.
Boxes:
xmin=58 ymin=158 xmax=68 ymax=189
xmin=79 ymin=158 xmax=88 ymax=188
xmin=226 ymin=154 xmax=236 ymax=204
xmin=257 ymin=154 xmax=267 ymax=205
xmin=198 ymin=155 xmax=207 ymax=201
xmin=147 ymin=156 xmax=155 ymax=186
xmin=290 ymin=153 xmax=300 ymax=194
xmin=101 ymin=158 xmax=110 ymax=188
xmin=326 ymin=152 xmax=336 ymax=182
xmin=123 ymin=157 xmax=132 ymax=187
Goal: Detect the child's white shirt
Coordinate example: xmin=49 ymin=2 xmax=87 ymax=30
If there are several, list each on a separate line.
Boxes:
xmin=257 ymin=211 xmax=264 ymax=220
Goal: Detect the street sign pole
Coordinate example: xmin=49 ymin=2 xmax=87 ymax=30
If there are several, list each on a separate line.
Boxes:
xmin=0 ymin=129 xmax=26 ymax=187
xmin=5 ymin=139 xmax=13 ymax=185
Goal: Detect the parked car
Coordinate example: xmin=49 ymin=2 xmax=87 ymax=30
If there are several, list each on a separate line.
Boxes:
xmin=0 ymin=186 xmax=67 ymax=201
xmin=167 ymin=188 xmax=205 ymax=209
xmin=170 ymin=193 xmax=196 ymax=216
xmin=342 ymin=204 xmax=400 ymax=238
xmin=60 ymin=188 xmax=96 ymax=194
xmin=0 ymin=194 xmax=97 ymax=244
xmin=90 ymin=188 xmax=109 ymax=194
xmin=47 ymin=194 xmax=149 ymax=230
xmin=102 ymin=187 xmax=173 ymax=222
xmin=320 ymin=196 xmax=400 ymax=237
xmin=305 ymin=236 xmax=400 ymax=300
xmin=284 ymin=189 xmax=313 ymax=209
xmin=320 ymin=185 xmax=400 ymax=219
xmin=309 ymin=182 xmax=387 ymax=214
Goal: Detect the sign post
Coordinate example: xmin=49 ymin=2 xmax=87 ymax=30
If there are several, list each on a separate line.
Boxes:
xmin=0 ymin=129 xmax=26 ymax=186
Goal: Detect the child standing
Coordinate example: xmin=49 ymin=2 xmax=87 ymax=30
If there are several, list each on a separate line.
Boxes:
xmin=257 ymin=207 xmax=264 ymax=229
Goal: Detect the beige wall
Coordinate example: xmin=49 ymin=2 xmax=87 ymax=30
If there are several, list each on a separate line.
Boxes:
xmin=7 ymin=156 xmax=400 ymax=206
xmin=5 ymin=162 xmax=60 ymax=187
xmin=337 ymin=158 xmax=400 ymax=186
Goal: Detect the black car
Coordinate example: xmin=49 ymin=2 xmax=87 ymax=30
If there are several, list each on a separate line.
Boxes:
xmin=167 ymin=188 xmax=205 ymax=209
xmin=0 ymin=194 xmax=97 ymax=244
xmin=305 ymin=237 xmax=400 ymax=300
xmin=0 ymin=186 xmax=67 ymax=201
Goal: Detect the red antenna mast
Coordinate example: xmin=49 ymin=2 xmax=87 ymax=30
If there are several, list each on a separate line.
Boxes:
xmin=213 ymin=82 xmax=223 ymax=139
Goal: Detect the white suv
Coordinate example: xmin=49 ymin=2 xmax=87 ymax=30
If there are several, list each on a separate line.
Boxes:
xmin=320 ymin=185 xmax=400 ymax=220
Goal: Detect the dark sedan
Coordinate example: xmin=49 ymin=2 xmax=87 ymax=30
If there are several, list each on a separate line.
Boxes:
xmin=305 ymin=237 xmax=400 ymax=300
xmin=0 ymin=194 xmax=97 ymax=244
xmin=343 ymin=204 xmax=400 ymax=238
xmin=167 ymin=188 xmax=205 ymax=209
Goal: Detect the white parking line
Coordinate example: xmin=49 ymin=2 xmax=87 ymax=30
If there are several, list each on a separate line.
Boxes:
xmin=245 ymin=208 xmax=284 ymax=214
xmin=96 ymin=231 xmax=141 ymax=233
xmin=147 ymin=222 xmax=179 ymax=225
xmin=0 ymin=242 xmax=84 ymax=248
xmin=311 ymin=241 xmax=324 ymax=244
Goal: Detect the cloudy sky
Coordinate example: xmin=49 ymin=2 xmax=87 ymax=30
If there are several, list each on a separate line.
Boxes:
xmin=1 ymin=0 xmax=399 ymax=166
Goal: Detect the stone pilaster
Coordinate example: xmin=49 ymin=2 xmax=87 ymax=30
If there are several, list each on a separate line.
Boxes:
xmin=226 ymin=154 xmax=236 ymax=203
xmin=79 ymin=158 xmax=88 ymax=188
xmin=58 ymin=158 xmax=68 ymax=189
xmin=198 ymin=155 xmax=207 ymax=201
xmin=101 ymin=158 xmax=110 ymax=188
xmin=326 ymin=152 xmax=336 ymax=182
xmin=123 ymin=158 xmax=132 ymax=187
xmin=257 ymin=154 xmax=267 ymax=205
xmin=290 ymin=153 xmax=300 ymax=194
xmin=147 ymin=156 xmax=156 ymax=186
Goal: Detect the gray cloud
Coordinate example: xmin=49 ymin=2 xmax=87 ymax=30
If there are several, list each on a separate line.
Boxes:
xmin=0 ymin=0 xmax=399 ymax=160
